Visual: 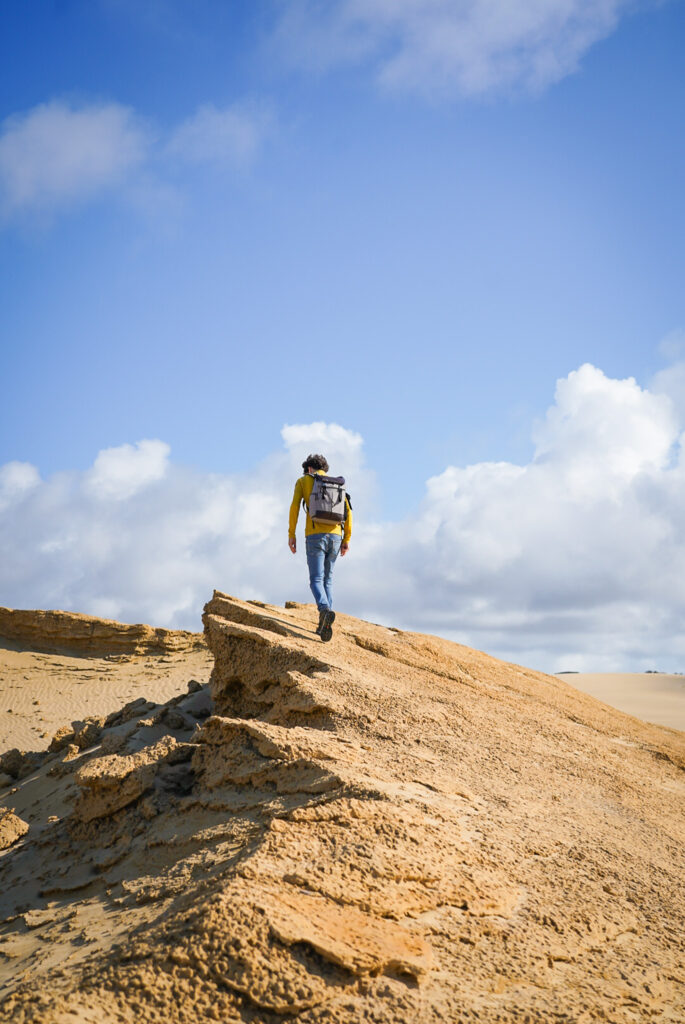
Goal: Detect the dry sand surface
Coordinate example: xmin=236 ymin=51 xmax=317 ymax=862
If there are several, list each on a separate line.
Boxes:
xmin=0 ymin=595 xmax=684 ymax=1023
xmin=556 ymin=672 xmax=685 ymax=732
xmin=0 ymin=608 xmax=212 ymax=757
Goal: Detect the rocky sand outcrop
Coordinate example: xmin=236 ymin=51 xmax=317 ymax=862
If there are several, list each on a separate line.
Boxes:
xmin=0 ymin=593 xmax=684 ymax=1022
xmin=0 ymin=607 xmax=205 ymax=656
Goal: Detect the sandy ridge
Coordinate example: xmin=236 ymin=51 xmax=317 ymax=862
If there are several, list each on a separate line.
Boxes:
xmin=0 ymin=593 xmax=683 ymax=1022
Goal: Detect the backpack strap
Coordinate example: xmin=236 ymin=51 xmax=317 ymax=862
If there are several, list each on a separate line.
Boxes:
xmin=302 ymin=473 xmax=313 ymax=514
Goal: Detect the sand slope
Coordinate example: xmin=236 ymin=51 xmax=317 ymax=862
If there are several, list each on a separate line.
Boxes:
xmin=0 ymin=645 xmax=213 ymax=756
xmin=0 ymin=595 xmax=684 ymax=1023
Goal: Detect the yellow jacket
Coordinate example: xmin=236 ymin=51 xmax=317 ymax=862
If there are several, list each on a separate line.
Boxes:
xmin=289 ymin=471 xmax=352 ymax=542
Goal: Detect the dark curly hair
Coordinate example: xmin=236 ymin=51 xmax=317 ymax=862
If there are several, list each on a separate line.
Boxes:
xmin=302 ymin=453 xmax=329 ymax=473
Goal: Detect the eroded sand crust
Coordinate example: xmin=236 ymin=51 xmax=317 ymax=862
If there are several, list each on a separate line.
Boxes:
xmin=0 ymin=607 xmax=206 ymax=657
xmin=0 ymin=594 xmax=683 ymax=1022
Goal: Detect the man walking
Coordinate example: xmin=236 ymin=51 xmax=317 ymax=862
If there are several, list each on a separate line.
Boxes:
xmin=288 ymin=453 xmax=352 ymax=641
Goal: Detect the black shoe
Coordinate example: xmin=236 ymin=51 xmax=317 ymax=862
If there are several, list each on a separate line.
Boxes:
xmin=315 ymin=609 xmax=325 ymax=635
xmin=320 ymin=610 xmax=335 ymax=643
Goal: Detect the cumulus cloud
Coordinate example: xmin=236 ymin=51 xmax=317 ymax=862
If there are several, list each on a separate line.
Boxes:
xmin=0 ymin=462 xmax=41 ymax=513
xmin=0 ymin=97 xmax=271 ymax=223
xmin=360 ymin=364 xmax=685 ymax=671
xmin=0 ymin=423 xmax=364 ymax=631
xmin=282 ymin=421 xmax=364 ymax=460
xmin=274 ymin=0 xmax=643 ymax=97
xmin=85 ymin=440 xmax=171 ymax=501
xmin=3 ymin=365 xmax=685 ymax=672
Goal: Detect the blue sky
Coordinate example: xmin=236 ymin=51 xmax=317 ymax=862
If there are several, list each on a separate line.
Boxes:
xmin=2 ymin=1 xmax=685 ymax=670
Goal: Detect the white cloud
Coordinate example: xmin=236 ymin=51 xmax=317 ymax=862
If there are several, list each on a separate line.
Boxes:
xmin=657 ymin=327 xmax=685 ymax=362
xmin=651 ymin=328 xmax=685 ymax=425
xmin=282 ymin=421 xmax=364 ymax=461
xmin=0 ymin=423 xmax=364 ymax=629
xmin=0 ymin=96 xmax=271 ymax=223
xmin=0 ymin=101 xmax=149 ymax=216
xmin=0 ymin=461 xmax=41 ymax=513
xmin=274 ymin=0 xmax=643 ymax=97
xmin=85 ymin=439 xmax=170 ymax=501
xmin=3 ymin=369 xmax=685 ymax=673
xmin=167 ymin=102 xmax=271 ymax=166
xmin=532 ymin=364 xmax=676 ymax=494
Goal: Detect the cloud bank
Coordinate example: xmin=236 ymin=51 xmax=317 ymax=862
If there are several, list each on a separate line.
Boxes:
xmin=275 ymin=0 xmax=644 ymax=97
xmin=3 ymin=364 xmax=685 ymax=672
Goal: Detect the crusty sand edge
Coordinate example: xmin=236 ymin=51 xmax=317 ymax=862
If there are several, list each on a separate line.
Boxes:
xmin=0 ymin=606 xmax=205 ymax=656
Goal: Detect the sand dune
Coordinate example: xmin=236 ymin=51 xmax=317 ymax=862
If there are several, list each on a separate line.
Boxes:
xmin=0 ymin=607 xmax=211 ymax=757
xmin=1 ymin=596 xmax=684 ymax=1022
xmin=556 ymin=672 xmax=685 ymax=731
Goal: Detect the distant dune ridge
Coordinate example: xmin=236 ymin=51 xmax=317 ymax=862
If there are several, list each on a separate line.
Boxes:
xmin=557 ymin=671 xmax=685 ymax=732
xmin=0 ymin=596 xmax=683 ymax=1022
xmin=0 ymin=606 xmax=205 ymax=657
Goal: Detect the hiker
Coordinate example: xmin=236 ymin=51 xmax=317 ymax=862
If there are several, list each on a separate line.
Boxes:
xmin=288 ymin=453 xmax=352 ymax=642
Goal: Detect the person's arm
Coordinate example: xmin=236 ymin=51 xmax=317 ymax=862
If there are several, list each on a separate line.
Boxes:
xmin=341 ymin=497 xmax=352 ymax=555
xmin=288 ymin=478 xmax=303 ymax=552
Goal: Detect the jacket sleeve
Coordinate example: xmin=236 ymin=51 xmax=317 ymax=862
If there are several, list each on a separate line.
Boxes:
xmin=289 ymin=478 xmax=303 ymax=538
xmin=343 ymin=498 xmax=352 ymax=544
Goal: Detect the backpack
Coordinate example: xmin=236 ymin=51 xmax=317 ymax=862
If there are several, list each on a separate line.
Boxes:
xmin=305 ymin=475 xmax=351 ymax=526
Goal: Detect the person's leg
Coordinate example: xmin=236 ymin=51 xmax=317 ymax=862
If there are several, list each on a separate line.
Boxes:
xmin=305 ymin=534 xmax=330 ymax=613
xmin=318 ymin=534 xmax=342 ymax=642
xmin=322 ymin=533 xmax=342 ymax=610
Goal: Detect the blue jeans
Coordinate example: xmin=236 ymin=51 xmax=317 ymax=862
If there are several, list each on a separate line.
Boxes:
xmin=305 ymin=533 xmax=342 ymax=612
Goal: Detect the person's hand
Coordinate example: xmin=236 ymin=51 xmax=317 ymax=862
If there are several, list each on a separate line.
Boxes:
xmin=340 ymin=542 xmax=349 ymax=556
xmin=288 ymin=537 xmax=297 ymax=554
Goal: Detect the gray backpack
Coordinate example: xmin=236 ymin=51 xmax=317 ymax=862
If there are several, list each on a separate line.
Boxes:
xmin=306 ymin=475 xmax=348 ymax=526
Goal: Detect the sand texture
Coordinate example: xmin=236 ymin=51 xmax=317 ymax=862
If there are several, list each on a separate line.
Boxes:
xmin=0 ymin=607 xmax=206 ymax=657
xmin=0 ymin=607 xmax=211 ymax=756
xmin=0 ymin=593 xmax=684 ymax=1023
